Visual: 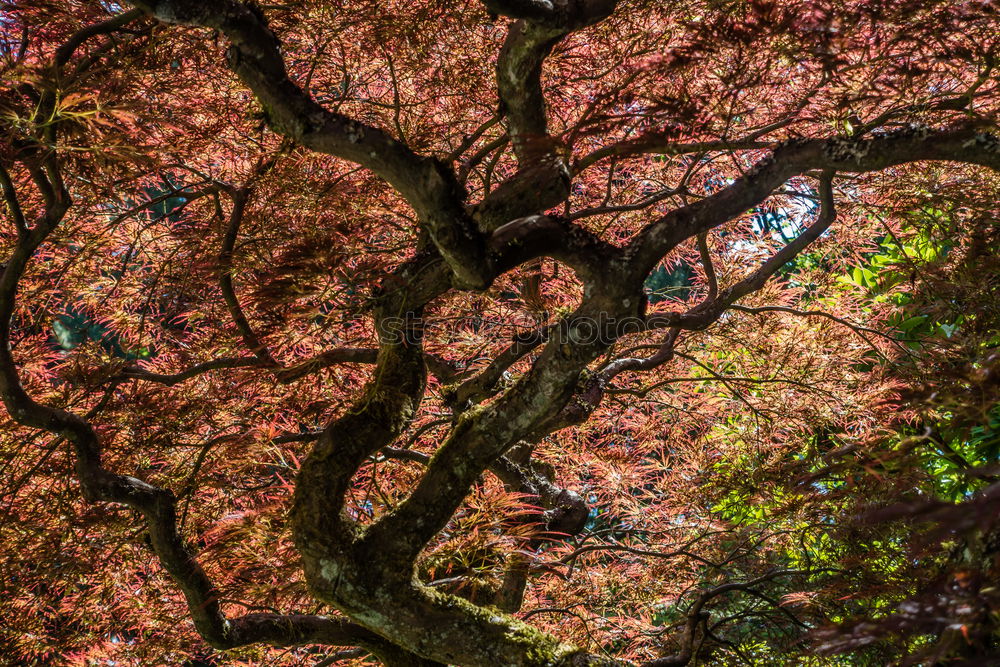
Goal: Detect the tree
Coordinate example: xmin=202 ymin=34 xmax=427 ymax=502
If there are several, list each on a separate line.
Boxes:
xmin=1 ymin=0 xmax=998 ymax=664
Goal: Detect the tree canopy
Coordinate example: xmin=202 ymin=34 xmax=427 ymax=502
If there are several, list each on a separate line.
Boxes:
xmin=1 ymin=1 xmax=999 ymax=665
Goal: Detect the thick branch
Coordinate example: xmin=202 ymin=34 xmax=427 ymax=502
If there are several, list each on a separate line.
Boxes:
xmin=131 ymin=0 xmax=490 ymax=288
xmin=475 ymin=0 xmax=620 ymax=230
xmin=0 ymin=176 xmax=391 ymax=660
xmin=494 ymin=0 xmax=617 ymax=160
xmin=626 ymin=124 xmax=1000 ymax=280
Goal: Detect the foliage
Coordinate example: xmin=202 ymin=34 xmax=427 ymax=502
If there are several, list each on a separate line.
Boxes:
xmin=0 ymin=1 xmax=998 ymax=666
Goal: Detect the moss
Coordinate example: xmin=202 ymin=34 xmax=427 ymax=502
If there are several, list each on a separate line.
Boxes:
xmin=455 ymin=401 xmax=488 ymax=425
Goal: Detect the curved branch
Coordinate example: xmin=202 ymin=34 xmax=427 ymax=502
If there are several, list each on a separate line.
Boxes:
xmin=0 ymin=164 xmax=28 ymax=236
xmin=216 ymin=188 xmax=277 ymax=365
xmin=444 ymin=324 xmax=552 ymax=408
xmin=641 ymin=570 xmax=805 ymax=667
xmin=130 ymin=0 xmax=490 ymax=288
xmin=54 ymin=7 xmax=145 ymax=67
xmin=472 ymin=0 xmax=621 ymax=231
xmin=0 ymin=177 xmax=389 ymax=659
xmin=493 ymin=0 xmax=618 ymax=161
xmin=627 ymin=124 xmax=1000 ymax=281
